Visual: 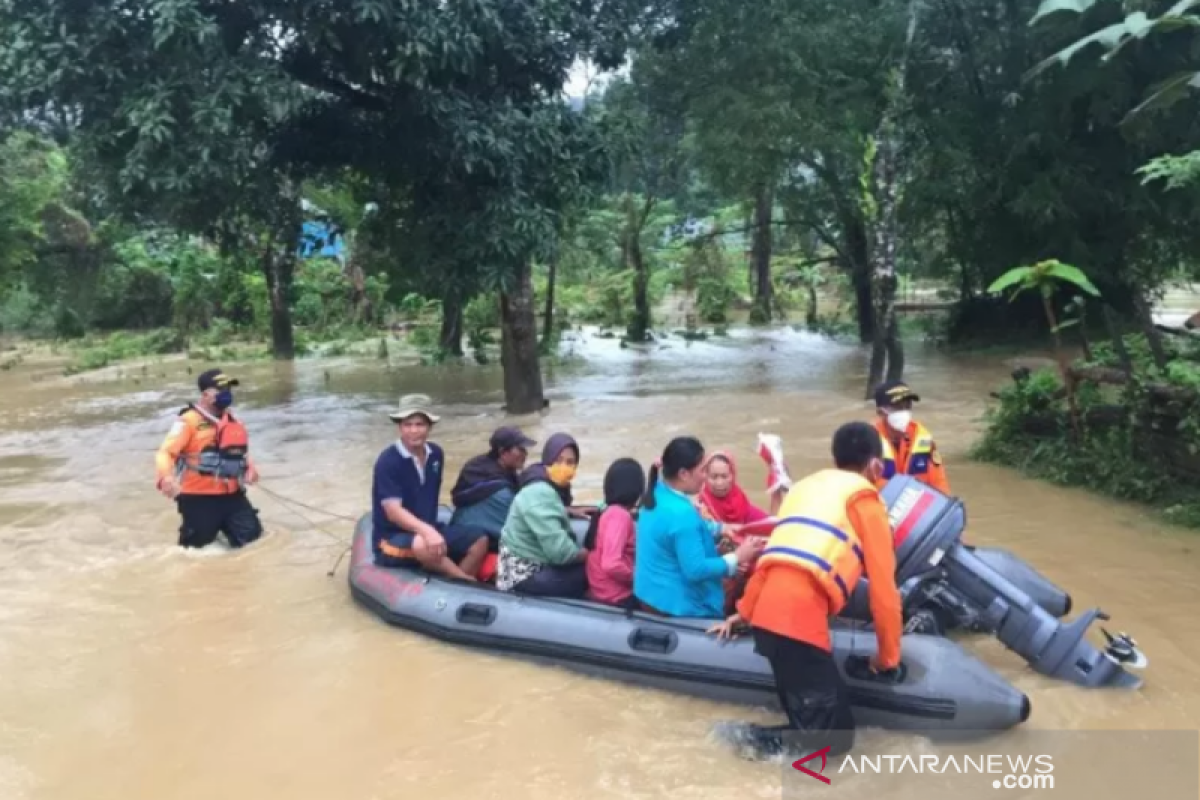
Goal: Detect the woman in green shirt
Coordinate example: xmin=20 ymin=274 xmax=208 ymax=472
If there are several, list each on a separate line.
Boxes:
xmin=496 ymin=433 xmax=589 ymax=597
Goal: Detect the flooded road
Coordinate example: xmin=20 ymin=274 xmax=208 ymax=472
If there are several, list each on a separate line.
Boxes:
xmin=2 ymin=326 xmax=1199 ymax=799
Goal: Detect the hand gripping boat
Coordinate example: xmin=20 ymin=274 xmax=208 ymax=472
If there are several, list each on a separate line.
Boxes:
xmin=348 ymin=513 xmax=1031 ymax=734
xmin=840 ymin=476 xmax=1147 ymax=689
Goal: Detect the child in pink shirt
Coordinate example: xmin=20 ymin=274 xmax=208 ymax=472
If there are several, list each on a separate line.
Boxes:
xmin=585 ymin=458 xmax=646 ymax=606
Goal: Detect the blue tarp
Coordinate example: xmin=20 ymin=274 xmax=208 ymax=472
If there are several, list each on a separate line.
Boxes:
xmin=298 ymin=220 xmax=345 ymax=260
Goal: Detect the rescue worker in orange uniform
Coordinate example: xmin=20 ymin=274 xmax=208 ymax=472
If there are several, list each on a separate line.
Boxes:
xmin=155 ymin=369 xmax=262 ymax=549
xmin=872 ymin=380 xmax=949 ymax=494
xmin=708 ymin=421 xmax=902 ymax=760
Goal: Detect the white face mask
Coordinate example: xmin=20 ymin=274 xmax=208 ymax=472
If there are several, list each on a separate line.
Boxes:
xmin=887 ymin=410 xmax=912 ymax=432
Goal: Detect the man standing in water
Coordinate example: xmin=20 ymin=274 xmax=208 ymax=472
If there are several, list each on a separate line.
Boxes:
xmin=709 ymin=421 xmax=903 ymax=759
xmin=155 ymin=369 xmax=262 ymax=549
xmin=371 ymin=394 xmax=489 ymax=581
xmin=872 ymin=380 xmax=950 ymax=494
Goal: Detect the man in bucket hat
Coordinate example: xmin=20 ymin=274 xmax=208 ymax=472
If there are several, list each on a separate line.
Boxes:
xmin=370 ymin=394 xmax=489 ymax=580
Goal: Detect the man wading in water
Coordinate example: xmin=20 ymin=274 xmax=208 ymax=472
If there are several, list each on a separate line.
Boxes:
xmin=155 ymin=369 xmax=262 ymax=549
xmin=709 ymin=422 xmax=903 ymax=760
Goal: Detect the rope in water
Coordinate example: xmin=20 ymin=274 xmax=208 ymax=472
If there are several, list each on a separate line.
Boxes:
xmin=251 ymin=483 xmax=354 ymax=576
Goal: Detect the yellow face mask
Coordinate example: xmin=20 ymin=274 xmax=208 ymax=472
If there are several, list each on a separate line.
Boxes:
xmin=547 ymin=462 xmax=577 ymax=487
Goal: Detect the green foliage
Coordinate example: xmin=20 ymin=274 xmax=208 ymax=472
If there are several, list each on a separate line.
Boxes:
xmin=0 ymin=132 xmax=70 ymax=282
xmin=974 ymin=335 xmax=1200 ymax=528
xmin=1138 ymin=151 xmax=1200 ymax=189
xmin=987 ymin=259 xmax=1102 ymax=300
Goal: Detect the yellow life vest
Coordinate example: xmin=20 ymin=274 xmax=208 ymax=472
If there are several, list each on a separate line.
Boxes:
xmin=879 ymin=421 xmax=935 ymax=482
xmin=757 ymin=469 xmax=875 ymax=613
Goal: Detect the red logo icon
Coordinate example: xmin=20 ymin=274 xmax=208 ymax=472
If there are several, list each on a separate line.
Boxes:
xmin=792 ymin=745 xmax=833 ymax=784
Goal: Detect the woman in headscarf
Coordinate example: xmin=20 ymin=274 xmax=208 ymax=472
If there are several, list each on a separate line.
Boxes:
xmin=584 ymin=458 xmax=646 ymax=606
xmin=700 ymin=450 xmax=779 ymax=616
xmin=496 ymin=434 xmax=589 ymax=597
xmin=699 ymin=451 xmax=774 ymax=525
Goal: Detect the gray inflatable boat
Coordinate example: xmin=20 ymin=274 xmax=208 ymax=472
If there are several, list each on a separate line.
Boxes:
xmin=348 ymin=514 xmax=1030 ymax=734
xmin=841 ymin=477 xmax=1148 ymax=690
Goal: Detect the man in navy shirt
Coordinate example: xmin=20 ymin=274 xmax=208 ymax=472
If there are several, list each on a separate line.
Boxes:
xmin=372 ymin=394 xmax=488 ymax=581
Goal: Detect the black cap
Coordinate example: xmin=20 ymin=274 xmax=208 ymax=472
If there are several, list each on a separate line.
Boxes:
xmin=490 ymin=426 xmax=537 ymax=453
xmin=198 ymin=369 xmax=240 ymax=392
xmin=874 ymin=380 xmax=920 ymax=408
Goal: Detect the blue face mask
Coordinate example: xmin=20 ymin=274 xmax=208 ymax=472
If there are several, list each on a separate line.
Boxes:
xmin=214 ymin=389 xmax=234 ymax=410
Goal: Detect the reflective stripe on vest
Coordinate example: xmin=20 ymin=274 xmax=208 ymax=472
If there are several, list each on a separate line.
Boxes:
xmin=175 ymin=407 xmax=249 ymax=488
xmin=757 ymin=469 xmax=873 ymax=612
xmin=878 ymin=422 xmax=934 ymax=481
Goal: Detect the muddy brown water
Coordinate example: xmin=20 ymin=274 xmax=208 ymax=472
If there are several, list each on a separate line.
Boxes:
xmin=2 ymin=328 xmax=1198 ymax=799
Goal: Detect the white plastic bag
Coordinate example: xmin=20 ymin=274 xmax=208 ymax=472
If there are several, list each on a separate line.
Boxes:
xmin=756 ymin=433 xmax=793 ymax=496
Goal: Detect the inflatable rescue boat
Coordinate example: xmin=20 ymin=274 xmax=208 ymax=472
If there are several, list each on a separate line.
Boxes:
xmin=348 ymin=513 xmax=1031 ymax=734
xmin=843 ymin=477 xmax=1147 ymax=689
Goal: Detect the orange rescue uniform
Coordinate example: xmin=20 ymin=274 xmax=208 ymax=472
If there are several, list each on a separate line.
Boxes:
xmin=736 ymin=469 xmax=903 ymax=669
xmin=155 ymin=405 xmax=253 ymax=495
xmin=873 ymin=419 xmax=949 ymax=495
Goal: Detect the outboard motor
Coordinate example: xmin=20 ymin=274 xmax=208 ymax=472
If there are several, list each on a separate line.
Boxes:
xmin=845 ymin=477 xmax=1071 ymax=634
xmin=844 ymin=476 xmax=1146 ymax=689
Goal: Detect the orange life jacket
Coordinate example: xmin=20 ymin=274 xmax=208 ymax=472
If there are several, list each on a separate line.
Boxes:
xmin=755 ymin=469 xmax=873 ymax=615
xmin=874 ymin=420 xmax=937 ymax=488
xmin=167 ymin=405 xmax=250 ymax=494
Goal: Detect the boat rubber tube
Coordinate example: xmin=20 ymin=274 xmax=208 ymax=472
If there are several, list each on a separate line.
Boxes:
xmin=349 ymin=512 xmax=1031 ymax=734
xmin=844 ymin=477 xmax=1146 ymax=689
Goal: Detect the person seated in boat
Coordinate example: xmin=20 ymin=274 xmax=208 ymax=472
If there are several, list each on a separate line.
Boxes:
xmin=699 ymin=450 xmax=778 ymax=525
xmin=448 ymin=426 xmax=537 ymax=540
xmin=872 ymin=380 xmax=949 ymax=494
xmin=700 ymin=450 xmax=780 ymax=616
xmin=371 ymin=394 xmax=489 ymax=582
xmin=633 ymin=436 xmax=764 ymax=618
xmin=496 ymin=433 xmax=589 ymax=597
xmin=708 ymin=421 xmax=903 ymax=760
xmin=584 ymin=458 xmax=646 ymax=606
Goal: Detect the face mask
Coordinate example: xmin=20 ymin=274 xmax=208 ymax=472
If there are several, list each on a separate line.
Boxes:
xmin=886 ymin=410 xmax=911 ymax=432
xmin=214 ymin=390 xmax=234 ymax=410
xmin=547 ymin=463 xmax=577 ymax=487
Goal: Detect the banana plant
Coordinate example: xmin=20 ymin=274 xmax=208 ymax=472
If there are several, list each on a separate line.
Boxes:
xmin=988 ymin=259 xmax=1101 ymax=434
xmin=1027 ymin=0 xmax=1200 ymax=123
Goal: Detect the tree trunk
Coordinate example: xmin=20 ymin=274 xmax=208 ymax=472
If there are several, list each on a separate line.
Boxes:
xmin=624 ymin=195 xmax=654 ymax=343
xmin=500 ymin=262 xmax=545 ymax=415
xmin=806 ymin=284 xmax=819 ymax=326
xmin=884 ymin=313 xmax=904 ymax=382
xmin=1102 ymin=304 xmax=1133 ymax=375
xmin=864 ymin=131 xmax=903 ymax=398
xmin=844 ymin=217 xmax=876 ymax=343
xmin=342 ymin=237 xmax=371 ymax=324
xmin=1130 ymin=289 xmax=1168 ymax=369
xmin=628 ymin=236 xmax=651 ymax=341
xmin=439 ymin=294 xmax=464 ymax=357
xmin=262 ymin=249 xmax=296 ymax=360
xmin=542 ymin=242 xmax=558 ymax=347
xmin=749 ymin=185 xmax=774 ymax=324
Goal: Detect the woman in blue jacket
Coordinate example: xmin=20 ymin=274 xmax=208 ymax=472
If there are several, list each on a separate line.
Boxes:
xmin=633 ymin=436 xmax=763 ymax=617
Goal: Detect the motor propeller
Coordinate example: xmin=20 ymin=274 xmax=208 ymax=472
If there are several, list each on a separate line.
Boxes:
xmin=1101 ymin=628 xmax=1149 ymax=670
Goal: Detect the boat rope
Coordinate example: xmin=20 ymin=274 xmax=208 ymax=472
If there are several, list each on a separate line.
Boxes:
xmin=251 ymin=482 xmax=354 ymax=576
xmin=251 ymin=484 xmax=358 ymax=523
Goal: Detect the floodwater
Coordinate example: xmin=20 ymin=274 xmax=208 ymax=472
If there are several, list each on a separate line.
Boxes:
xmin=1 ymin=325 xmax=1199 ymax=800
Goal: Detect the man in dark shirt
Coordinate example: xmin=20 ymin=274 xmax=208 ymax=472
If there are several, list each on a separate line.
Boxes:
xmin=371 ymin=394 xmax=488 ymax=581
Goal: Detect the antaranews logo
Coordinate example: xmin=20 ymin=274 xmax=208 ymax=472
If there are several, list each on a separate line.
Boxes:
xmin=791 ymin=750 xmax=1055 ymax=789
xmin=791 ymin=746 xmax=833 ymax=785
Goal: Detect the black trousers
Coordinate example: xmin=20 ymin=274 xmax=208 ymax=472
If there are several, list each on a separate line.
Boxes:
xmin=176 ymin=492 xmax=263 ymax=549
xmin=513 ymin=562 xmax=588 ymax=598
xmin=733 ymin=628 xmax=856 ymax=759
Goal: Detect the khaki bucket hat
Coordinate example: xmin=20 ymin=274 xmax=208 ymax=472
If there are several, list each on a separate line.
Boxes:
xmin=388 ymin=393 xmax=441 ymax=424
